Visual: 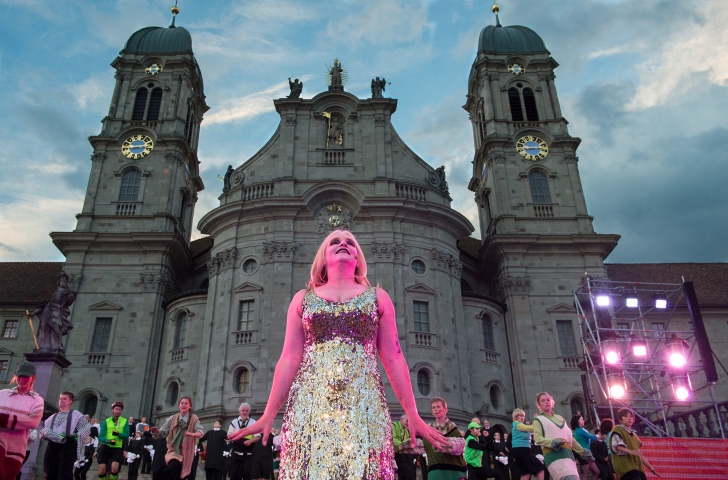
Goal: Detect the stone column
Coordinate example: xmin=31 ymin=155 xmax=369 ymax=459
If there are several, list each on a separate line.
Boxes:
xmin=20 ymin=352 xmax=72 ymax=480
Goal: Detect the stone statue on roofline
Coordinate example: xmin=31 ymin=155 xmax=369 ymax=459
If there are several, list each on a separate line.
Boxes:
xmin=288 ymin=78 xmax=303 ymax=99
xmin=31 ymin=271 xmax=77 ymax=352
xmin=371 ymin=77 xmax=387 ymax=98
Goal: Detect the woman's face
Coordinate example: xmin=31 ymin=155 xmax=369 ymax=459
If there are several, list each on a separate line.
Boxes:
xmin=515 ymin=412 xmax=526 ymax=422
xmin=325 ymin=234 xmax=358 ymax=268
xmin=179 ymin=398 xmax=191 ymax=414
xmin=578 ymin=416 xmax=585 ymax=427
xmin=538 ymin=394 xmax=554 ymax=413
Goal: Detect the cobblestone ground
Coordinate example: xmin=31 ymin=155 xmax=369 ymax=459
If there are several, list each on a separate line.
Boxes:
xmin=83 ymin=464 xmax=206 ymax=480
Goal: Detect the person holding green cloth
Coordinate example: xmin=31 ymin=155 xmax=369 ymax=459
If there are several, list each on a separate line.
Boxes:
xmin=152 ymin=397 xmax=204 ymax=480
xmin=464 ymin=422 xmax=503 ymax=480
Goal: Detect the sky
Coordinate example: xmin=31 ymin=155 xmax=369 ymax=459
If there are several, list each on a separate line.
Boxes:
xmin=0 ymin=0 xmax=727 ymax=264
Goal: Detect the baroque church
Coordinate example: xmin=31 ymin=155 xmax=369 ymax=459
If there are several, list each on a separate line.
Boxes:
xmin=1 ymin=8 xmax=727 ymax=436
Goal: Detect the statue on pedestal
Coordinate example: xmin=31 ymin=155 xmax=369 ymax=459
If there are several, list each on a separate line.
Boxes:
xmin=371 ymin=77 xmax=387 ymax=98
xmin=288 ymin=78 xmax=303 ymax=99
xmin=223 ymin=165 xmax=233 ymax=192
xmin=31 ymin=271 xmax=76 ymax=352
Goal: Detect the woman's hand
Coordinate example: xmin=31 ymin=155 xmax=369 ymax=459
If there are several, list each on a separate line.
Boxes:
xmin=227 ymin=414 xmax=274 ymax=445
xmin=407 ymin=414 xmax=448 ymax=451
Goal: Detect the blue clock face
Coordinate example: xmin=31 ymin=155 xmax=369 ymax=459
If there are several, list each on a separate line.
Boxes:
xmin=516 ymin=135 xmax=548 ymax=161
xmin=121 ymin=134 xmax=154 ymax=159
xmin=508 ymin=63 xmax=524 ymax=75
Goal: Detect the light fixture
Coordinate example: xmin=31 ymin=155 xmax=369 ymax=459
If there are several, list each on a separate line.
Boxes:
xmin=666 ymin=334 xmax=687 ymax=368
xmin=602 ymin=339 xmax=621 ymax=365
xmin=596 ymin=294 xmax=610 ymax=307
xmin=653 ymin=295 xmax=667 ymax=309
xmin=670 ymin=373 xmax=692 ymax=401
xmin=608 ymin=372 xmax=626 ymax=399
xmin=630 ymin=336 xmax=648 ymax=358
xmin=626 ymin=297 xmax=639 ymax=308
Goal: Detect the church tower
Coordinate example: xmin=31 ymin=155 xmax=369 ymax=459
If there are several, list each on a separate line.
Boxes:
xmin=463 ymin=5 xmax=620 ymax=415
xmin=50 ymin=6 xmax=208 ymax=418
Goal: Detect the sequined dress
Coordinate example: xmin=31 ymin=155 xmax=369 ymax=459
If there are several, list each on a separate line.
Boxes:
xmin=279 ymin=287 xmax=394 ymax=480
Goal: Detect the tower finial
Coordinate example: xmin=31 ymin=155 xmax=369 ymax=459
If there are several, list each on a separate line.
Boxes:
xmin=170 ymin=1 xmax=179 ymax=28
xmin=492 ymin=1 xmax=502 ymax=27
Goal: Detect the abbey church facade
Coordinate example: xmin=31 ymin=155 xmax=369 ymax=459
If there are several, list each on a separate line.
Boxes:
xmin=1 ymin=15 xmax=726 ymax=433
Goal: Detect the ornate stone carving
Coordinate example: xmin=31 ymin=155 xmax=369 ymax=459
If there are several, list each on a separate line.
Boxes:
xmin=91 ymin=154 xmax=106 ymax=162
xmin=139 ymin=273 xmax=171 ymax=294
xmin=216 ymin=247 xmax=237 ymax=270
xmin=263 ymin=242 xmax=297 ymax=260
xmin=207 ymin=258 xmax=219 ymax=277
xmin=493 ymin=275 xmax=531 ymax=301
xmin=231 ymin=170 xmax=245 ymax=187
xmin=374 ymin=117 xmax=385 ymax=126
xmin=450 ymin=259 xmax=463 ymax=279
xmin=164 ymin=153 xmax=180 ymax=164
xmin=431 ymin=248 xmax=463 ymax=277
xmin=432 ymin=248 xmax=450 ymax=269
xmin=69 ymin=273 xmax=83 ymax=291
xmin=316 ymin=204 xmax=352 ymax=234
xmin=488 ymin=153 xmax=506 ymax=164
xmin=564 ymin=154 xmax=578 ymax=164
xmin=285 ymin=117 xmax=297 ymax=126
xmin=426 ymin=166 xmax=449 ymax=194
xmin=371 ymin=243 xmax=405 ymax=261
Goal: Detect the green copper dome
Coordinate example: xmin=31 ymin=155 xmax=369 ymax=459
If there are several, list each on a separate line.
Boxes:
xmin=478 ymin=24 xmax=548 ymax=54
xmin=121 ymin=26 xmax=193 ymax=55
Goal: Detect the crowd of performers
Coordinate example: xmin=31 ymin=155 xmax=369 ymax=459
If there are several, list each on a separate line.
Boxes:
xmin=0 ymin=231 xmax=660 ymax=480
xmin=0 ymin=361 xmax=658 ymax=480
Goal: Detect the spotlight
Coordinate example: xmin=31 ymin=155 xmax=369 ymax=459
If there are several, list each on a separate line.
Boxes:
xmin=666 ymin=334 xmax=687 ymax=368
xmin=596 ymin=294 xmax=610 ymax=307
xmin=630 ymin=336 xmax=648 ymax=358
xmin=653 ymin=295 xmax=667 ymax=309
xmin=626 ymin=297 xmax=639 ymax=308
xmin=602 ymin=339 xmax=621 ymax=365
xmin=671 ymin=374 xmax=692 ymax=401
xmin=607 ymin=371 xmax=627 ymax=399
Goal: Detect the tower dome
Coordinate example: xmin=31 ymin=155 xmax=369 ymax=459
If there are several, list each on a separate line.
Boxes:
xmin=121 ymin=26 xmax=193 ymax=55
xmin=478 ymin=24 xmax=548 ymax=54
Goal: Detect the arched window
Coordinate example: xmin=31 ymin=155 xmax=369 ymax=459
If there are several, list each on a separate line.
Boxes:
xmin=482 ymin=313 xmax=494 ymax=351
xmin=523 ymin=88 xmax=539 ymax=121
xmin=147 ymin=88 xmax=163 ymax=120
xmin=235 ymin=367 xmax=250 ymax=394
xmin=528 ymin=170 xmax=551 ymax=204
xmin=490 ymin=385 xmax=501 ymax=410
xmin=166 ymin=382 xmax=179 ymax=407
xmin=173 ymin=312 xmax=187 ymax=349
xmin=417 ymin=369 xmax=431 ymax=396
xmin=508 ymin=88 xmax=524 ymax=121
xmin=570 ymin=398 xmax=584 ymax=417
xmin=132 ymin=88 xmax=148 ymax=120
xmin=119 ymin=169 xmax=141 ymax=202
xmin=82 ymin=396 xmax=98 ymax=417
xmin=184 ymin=104 xmax=195 ymax=144
xmin=478 ymin=106 xmax=486 ymax=143
xmin=179 ymin=193 xmax=188 ymax=228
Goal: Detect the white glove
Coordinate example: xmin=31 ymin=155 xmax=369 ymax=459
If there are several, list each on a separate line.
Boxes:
xmin=29 ymin=429 xmax=38 ymax=442
xmin=74 ymin=460 xmax=85 ymax=468
xmin=536 ymin=454 xmax=544 ymax=463
xmin=496 ymin=456 xmax=508 ymax=465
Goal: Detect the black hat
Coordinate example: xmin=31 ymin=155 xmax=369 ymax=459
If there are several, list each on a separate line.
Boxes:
xmin=15 ymin=361 xmax=36 ymax=377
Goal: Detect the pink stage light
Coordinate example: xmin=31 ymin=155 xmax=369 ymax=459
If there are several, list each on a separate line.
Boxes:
xmin=596 ymin=295 xmax=610 ymax=307
xmin=669 ymin=352 xmax=687 ymax=368
xmin=605 ymin=351 xmax=620 ymax=364
xmin=610 ymin=384 xmax=626 ymax=399
xmin=633 ymin=345 xmax=647 ymax=357
xmin=675 ymin=386 xmax=690 ymax=401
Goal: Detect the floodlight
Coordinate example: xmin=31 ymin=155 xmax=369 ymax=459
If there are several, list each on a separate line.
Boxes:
xmin=596 ymin=295 xmax=610 ymax=307
xmin=630 ymin=336 xmax=648 ymax=358
xmin=671 ymin=374 xmax=692 ymax=401
xmin=626 ymin=297 xmax=639 ymax=308
xmin=653 ymin=295 xmax=667 ymax=309
xmin=601 ymin=339 xmax=620 ymax=365
xmin=666 ymin=334 xmax=687 ymax=368
xmin=607 ymin=372 xmax=627 ymax=399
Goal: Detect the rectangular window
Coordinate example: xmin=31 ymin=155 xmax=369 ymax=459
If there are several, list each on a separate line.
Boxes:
xmin=482 ymin=315 xmax=495 ymax=351
xmin=556 ymin=320 xmax=578 ymax=357
xmin=413 ymin=301 xmax=429 ymax=332
xmin=90 ymin=318 xmax=113 ymax=353
xmin=617 ymin=323 xmax=630 ymax=337
xmin=238 ymin=300 xmax=255 ymax=331
xmin=0 ymin=361 xmax=8 ymax=381
xmin=651 ymin=322 xmax=666 ymax=338
xmin=2 ymin=320 xmax=19 ymax=338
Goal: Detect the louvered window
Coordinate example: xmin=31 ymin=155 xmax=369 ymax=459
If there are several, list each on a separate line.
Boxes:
xmin=132 ymin=88 xmax=148 ymax=120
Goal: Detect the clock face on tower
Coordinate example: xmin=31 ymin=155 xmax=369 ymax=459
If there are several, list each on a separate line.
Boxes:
xmin=121 ymin=134 xmax=154 ymax=160
xmin=508 ymin=63 xmax=524 ymax=75
xmin=516 ymin=135 xmax=548 ymax=161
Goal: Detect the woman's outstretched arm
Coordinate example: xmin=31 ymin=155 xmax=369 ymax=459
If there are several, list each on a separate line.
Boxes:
xmin=228 ymin=289 xmax=306 ymax=444
xmin=375 ymin=287 xmax=447 ymax=450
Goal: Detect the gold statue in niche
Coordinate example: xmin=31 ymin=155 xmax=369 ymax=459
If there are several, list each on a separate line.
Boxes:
xmin=322 ymin=111 xmax=344 ymax=148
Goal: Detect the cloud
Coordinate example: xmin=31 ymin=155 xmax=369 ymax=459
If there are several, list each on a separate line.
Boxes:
xmin=583 ymin=42 xmax=644 ymax=60
xmin=326 ymin=0 xmax=431 ymax=46
xmin=572 ymin=81 xmax=635 ymax=145
xmin=203 ymin=77 xmax=312 ymax=126
xmin=626 ymin=1 xmax=728 ymax=110
xmin=0 ymin=242 xmax=22 ymax=255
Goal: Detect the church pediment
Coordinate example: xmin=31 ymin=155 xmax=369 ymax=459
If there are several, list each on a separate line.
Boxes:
xmin=234 ymin=282 xmax=263 ymax=294
xmin=405 ymin=283 xmax=437 ymax=295
xmin=88 ymin=301 xmax=123 ymax=311
xmin=0 ymin=348 xmax=14 ymax=356
xmin=546 ymin=303 xmax=575 ymax=314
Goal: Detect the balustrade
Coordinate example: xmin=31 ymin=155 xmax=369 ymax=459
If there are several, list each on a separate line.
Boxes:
xmin=396 ymin=183 xmax=427 ymax=201
xmin=664 ymin=401 xmax=728 ymax=438
xmin=116 ymin=203 xmax=140 ymax=215
xmin=170 ymin=348 xmax=185 ymax=362
xmin=232 ymin=330 xmax=255 ymax=345
xmin=86 ymin=354 xmax=106 ymax=365
xmin=243 ymin=183 xmax=274 ymax=201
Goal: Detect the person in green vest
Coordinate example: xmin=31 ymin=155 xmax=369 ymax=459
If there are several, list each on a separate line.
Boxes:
xmin=392 ymin=413 xmax=416 ymax=480
xmin=609 ymin=408 xmax=658 ymax=480
xmin=97 ymin=401 xmax=130 ymax=480
xmin=464 ymin=422 xmax=503 ymax=480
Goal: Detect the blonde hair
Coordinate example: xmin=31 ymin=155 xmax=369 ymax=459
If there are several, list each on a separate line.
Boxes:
xmin=308 ymin=230 xmax=370 ymax=289
xmin=512 ymin=408 xmax=526 ymax=421
xmin=430 ymin=397 xmax=448 ymax=408
xmin=535 ymin=392 xmax=554 ymax=411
